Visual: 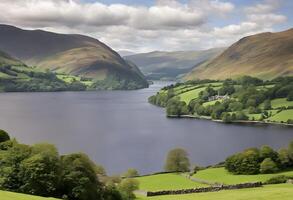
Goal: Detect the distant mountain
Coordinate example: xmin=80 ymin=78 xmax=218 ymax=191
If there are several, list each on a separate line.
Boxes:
xmin=0 ymin=24 xmax=148 ymax=90
xmin=125 ymin=48 xmax=224 ymax=80
xmin=118 ymin=50 xmax=136 ymax=56
xmin=185 ymin=28 xmax=293 ymax=80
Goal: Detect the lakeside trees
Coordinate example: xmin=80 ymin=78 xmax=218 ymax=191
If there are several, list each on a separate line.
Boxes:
xmin=225 ymin=142 xmax=293 ymax=175
xmin=148 ymin=76 xmax=293 ymax=125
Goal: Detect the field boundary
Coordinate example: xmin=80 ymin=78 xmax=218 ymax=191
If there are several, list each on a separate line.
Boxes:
xmin=146 ymin=182 xmax=263 ymax=197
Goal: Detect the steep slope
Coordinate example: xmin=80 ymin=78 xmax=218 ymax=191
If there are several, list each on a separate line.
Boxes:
xmin=0 ymin=24 xmax=148 ymax=89
xmin=125 ymin=48 xmax=224 ymax=80
xmin=0 ymin=50 xmax=87 ymax=92
xmin=0 ymin=50 xmax=22 ymax=66
xmin=185 ymin=28 xmax=293 ymax=80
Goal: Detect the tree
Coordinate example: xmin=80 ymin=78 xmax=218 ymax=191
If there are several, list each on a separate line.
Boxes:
xmin=164 ymin=148 xmax=190 ymax=172
xmin=18 ymin=144 xmax=61 ymax=196
xmin=278 ymin=148 xmax=291 ymax=168
xmin=96 ymin=165 xmax=107 ymax=176
xmin=0 ymin=143 xmax=32 ymax=191
xmin=122 ymin=168 xmax=139 ymax=178
xmin=263 ymin=100 xmax=272 ymax=110
xmin=260 ymin=158 xmax=279 ymax=174
xmin=259 ymin=145 xmax=278 ymax=162
xmin=222 ymin=112 xmax=232 ymax=123
xmin=118 ymin=179 xmax=139 ymax=200
xmin=0 ymin=129 xmax=10 ymax=143
xmin=60 ymin=153 xmax=103 ymax=200
xmin=287 ymin=91 xmax=293 ymax=101
xmin=288 ymin=140 xmax=293 ymax=161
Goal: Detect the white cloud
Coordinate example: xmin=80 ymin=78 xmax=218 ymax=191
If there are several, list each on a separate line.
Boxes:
xmin=0 ymin=0 xmax=289 ymax=52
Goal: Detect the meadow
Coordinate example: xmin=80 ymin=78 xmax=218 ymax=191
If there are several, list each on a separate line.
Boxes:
xmin=0 ymin=190 xmax=59 ymax=200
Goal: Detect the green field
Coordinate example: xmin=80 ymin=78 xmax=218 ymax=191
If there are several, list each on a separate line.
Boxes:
xmin=135 ymin=173 xmax=207 ymax=191
xmin=178 ymin=87 xmax=206 ymax=104
xmin=193 ymin=167 xmax=293 ymax=185
xmin=268 ymin=98 xmax=293 ymax=109
xmin=137 ymin=184 xmax=293 ymax=200
xmin=268 ymin=109 xmax=293 ymax=122
xmin=0 ymin=190 xmax=59 ymax=200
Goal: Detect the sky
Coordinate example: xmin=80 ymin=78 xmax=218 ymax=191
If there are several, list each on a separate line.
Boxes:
xmin=0 ymin=0 xmax=292 ymax=53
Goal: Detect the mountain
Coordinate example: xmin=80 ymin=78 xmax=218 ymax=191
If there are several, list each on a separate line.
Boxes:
xmin=0 ymin=24 xmax=148 ymax=90
xmin=125 ymin=48 xmax=224 ymax=80
xmin=0 ymin=50 xmax=22 ymax=66
xmin=118 ymin=50 xmax=136 ymax=56
xmin=0 ymin=50 xmax=88 ymax=92
xmin=185 ymin=28 xmax=293 ymax=80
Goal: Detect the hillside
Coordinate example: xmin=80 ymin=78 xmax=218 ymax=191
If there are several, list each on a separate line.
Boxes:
xmin=0 ymin=24 xmax=148 ymax=90
xmin=185 ymin=28 xmax=293 ymax=80
xmin=125 ymin=48 xmax=224 ymax=80
xmin=0 ymin=50 xmax=22 ymax=65
xmin=0 ymin=50 xmax=88 ymax=92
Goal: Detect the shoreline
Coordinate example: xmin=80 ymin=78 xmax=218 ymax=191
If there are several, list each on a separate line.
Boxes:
xmin=167 ymin=115 xmax=293 ymax=127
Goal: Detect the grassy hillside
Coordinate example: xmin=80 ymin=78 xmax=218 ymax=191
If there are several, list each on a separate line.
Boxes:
xmin=125 ymin=48 xmax=224 ymax=80
xmin=0 ymin=190 xmax=59 ymax=200
xmin=185 ymin=28 xmax=293 ymax=80
xmin=135 ymin=173 xmax=207 ymax=192
xmin=0 ymin=50 xmax=90 ymax=92
xmin=137 ymin=184 xmax=293 ymax=200
xmin=0 ymin=24 xmax=148 ymax=90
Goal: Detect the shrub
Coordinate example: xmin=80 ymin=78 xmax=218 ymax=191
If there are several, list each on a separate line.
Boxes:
xmin=118 ymin=179 xmax=139 ymax=200
xmin=0 ymin=129 xmax=10 ymax=143
xmin=260 ymin=158 xmax=279 ymax=174
xmin=265 ymin=175 xmax=289 ymax=184
xmin=122 ymin=168 xmax=139 ymax=178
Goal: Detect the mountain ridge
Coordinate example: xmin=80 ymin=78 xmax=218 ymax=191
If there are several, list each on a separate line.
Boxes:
xmin=0 ymin=24 xmax=148 ymax=90
xmin=185 ymin=28 xmax=293 ymax=80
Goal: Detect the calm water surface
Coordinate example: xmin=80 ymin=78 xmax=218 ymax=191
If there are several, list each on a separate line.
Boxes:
xmin=0 ymin=82 xmax=292 ymax=174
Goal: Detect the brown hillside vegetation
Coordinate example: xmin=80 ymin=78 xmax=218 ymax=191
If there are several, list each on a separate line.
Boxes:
xmin=185 ymin=28 xmax=293 ymax=80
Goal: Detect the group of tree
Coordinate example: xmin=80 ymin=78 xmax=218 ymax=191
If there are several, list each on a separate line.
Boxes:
xmin=225 ymin=141 xmax=293 ymax=175
xmin=0 ymin=130 xmax=138 ymax=200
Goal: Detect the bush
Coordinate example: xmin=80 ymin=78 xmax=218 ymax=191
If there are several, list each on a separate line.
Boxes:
xmin=265 ymin=175 xmax=289 ymax=184
xmin=118 ymin=179 xmax=139 ymax=200
xmin=0 ymin=129 xmax=10 ymax=143
xmin=122 ymin=168 xmax=139 ymax=178
xmin=260 ymin=158 xmax=279 ymax=174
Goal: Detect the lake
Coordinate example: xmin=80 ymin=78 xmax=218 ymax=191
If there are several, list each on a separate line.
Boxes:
xmin=0 ymin=82 xmax=292 ymax=175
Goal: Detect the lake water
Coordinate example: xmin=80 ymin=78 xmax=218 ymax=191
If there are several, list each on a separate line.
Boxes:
xmin=0 ymin=82 xmax=292 ymax=175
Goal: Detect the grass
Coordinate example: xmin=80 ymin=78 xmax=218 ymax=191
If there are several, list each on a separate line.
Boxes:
xmin=193 ymin=167 xmax=293 ymax=185
xmin=178 ymin=87 xmax=206 ymax=104
xmin=269 ymin=98 xmax=293 ymax=109
xmin=0 ymin=190 xmax=59 ymax=200
xmin=268 ymin=109 xmax=293 ymax=122
xmin=136 ymin=184 xmax=293 ymax=200
xmin=135 ymin=173 xmax=207 ymax=191
xmin=203 ymin=100 xmax=223 ymax=107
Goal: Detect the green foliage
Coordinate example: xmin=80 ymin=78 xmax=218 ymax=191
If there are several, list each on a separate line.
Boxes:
xmin=0 ymin=130 xmax=10 ymax=143
xmin=265 ymin=175 xmax=290 ymax=184
xmin=95 ymin=165 xmax=107 ymax=176
xmin=225 ymin=148 xmax=261 ymax=175
xmin=18 ymin=144 xmax=60 ymax=196
xmin=164 ymin=148 xmax=190 ymax=172
xmin=260 ymin=158 xmax=279 ymax=174
xmin=118 ymin=179 xmax=139 ymax=200
xmin=122 ymin=168 xmax=139 ymax=178
xmin=278 ymin=148 xmax=291 ymax=168
xmin=260 ymin=145 xmax=278 ymax=162
xmin=60 ymin=153 xmax=102 ymax=200
xmin=166 ymin=98 xmax=188 ymax=116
